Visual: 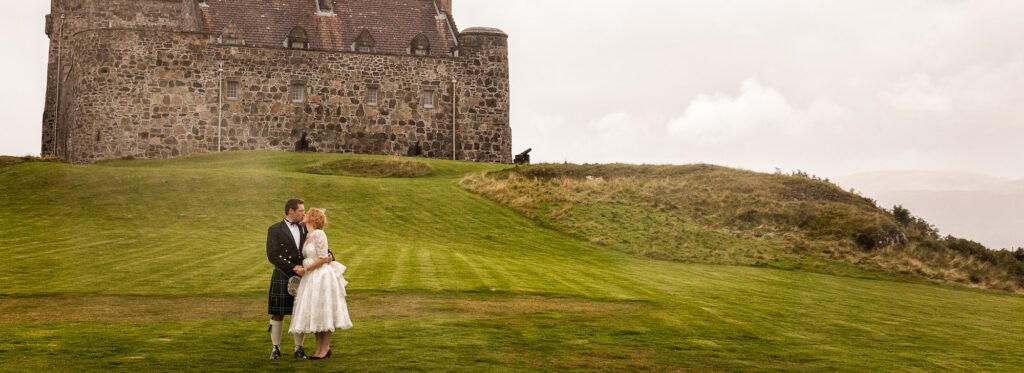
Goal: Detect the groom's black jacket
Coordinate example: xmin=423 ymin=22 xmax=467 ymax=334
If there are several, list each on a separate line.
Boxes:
xmin=267 ymin=220 xmax=307 ymax=277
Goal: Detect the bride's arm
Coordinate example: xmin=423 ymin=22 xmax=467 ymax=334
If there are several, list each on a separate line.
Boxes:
xmin=303 ymin=231 xmax=332 ymax=271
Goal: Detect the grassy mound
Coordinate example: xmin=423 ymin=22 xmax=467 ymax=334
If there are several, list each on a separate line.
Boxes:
xmin=0 ymin=155 xmax=63 ymax=168
xmin=461 ymin=163 xmax=1024 ymax=292
xmin=303 ymin=156 xmax=434 ymax=178
xmin=0 ymin=156 xmax=24 ymax=167
xmin=1 ymin=152 xmax=1021 ymax=371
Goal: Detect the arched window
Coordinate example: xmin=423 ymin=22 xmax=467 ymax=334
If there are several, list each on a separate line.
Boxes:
xmin=352 ymin=29 xmax=375 ymax=53
xmin=410 ymin=33 xmax=430 ymax=56
xmin=287 ymin=27 xmax=309 ymax=49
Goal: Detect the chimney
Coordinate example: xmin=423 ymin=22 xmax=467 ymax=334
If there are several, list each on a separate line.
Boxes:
xmin=438 ymin=0 xmax=452 ymax=14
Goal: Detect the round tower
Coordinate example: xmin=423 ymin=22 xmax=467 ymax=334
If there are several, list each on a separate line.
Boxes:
xmin=457 ymin=27 xmax=511 ymax=163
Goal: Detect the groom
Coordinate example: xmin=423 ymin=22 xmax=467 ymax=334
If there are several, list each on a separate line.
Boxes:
xmin=266 ymin=198 xmax=309 ymax=359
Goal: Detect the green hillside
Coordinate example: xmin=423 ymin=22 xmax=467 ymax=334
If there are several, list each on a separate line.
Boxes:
xmin=1 ymin=152 xmax=1022 ymax=372
xmin=462 ymin=163 xmax=1024 ymax=293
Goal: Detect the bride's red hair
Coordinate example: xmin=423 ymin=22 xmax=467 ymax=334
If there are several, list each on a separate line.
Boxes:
xmin=306 ymin=208 xmax=328 ymax=229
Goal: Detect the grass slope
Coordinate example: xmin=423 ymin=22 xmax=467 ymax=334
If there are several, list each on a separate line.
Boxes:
xmin=0 ymin=152 xmax=1021 ymax=372
xmin=461 ymin=164 xmax=1024 ymax=292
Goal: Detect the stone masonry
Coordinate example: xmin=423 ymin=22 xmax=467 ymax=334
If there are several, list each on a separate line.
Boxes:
xmin=41 ymin=0 xmax=511 ymax=163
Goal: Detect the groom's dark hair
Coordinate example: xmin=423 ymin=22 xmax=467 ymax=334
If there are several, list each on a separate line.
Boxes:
xmin=285 ymin=199 xmax=305 ymax=215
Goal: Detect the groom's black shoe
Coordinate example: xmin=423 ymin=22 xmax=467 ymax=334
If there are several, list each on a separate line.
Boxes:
xmin=294 ymin=346 xmax=308 ymax=360
xmin=270 ymin=346 xmax=282 ymax=360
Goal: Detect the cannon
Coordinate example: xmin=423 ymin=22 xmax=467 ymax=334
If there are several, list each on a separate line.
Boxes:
xmin=513 ymin=148 xmax=532 ymax=165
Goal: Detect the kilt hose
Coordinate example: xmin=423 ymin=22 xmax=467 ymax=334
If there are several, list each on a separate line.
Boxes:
xmin=268 ymin=268 xmax=295 ymax=315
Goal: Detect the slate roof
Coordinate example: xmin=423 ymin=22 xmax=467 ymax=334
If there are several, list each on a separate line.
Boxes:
xmin=198 ymin=0 xmax=458 ymax=57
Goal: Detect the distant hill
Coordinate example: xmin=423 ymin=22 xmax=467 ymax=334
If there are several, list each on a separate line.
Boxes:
xmin=838 ymin=171 xmax=1024 ymax=250
xmin=462 ymin=164 xmax=1024 ymax=293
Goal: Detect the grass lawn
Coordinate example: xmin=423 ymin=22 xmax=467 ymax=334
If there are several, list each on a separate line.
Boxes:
xmin=0 ymin=152 xmax=1021 ymax=371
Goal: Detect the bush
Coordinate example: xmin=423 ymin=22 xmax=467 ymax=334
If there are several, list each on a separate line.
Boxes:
xmin=944 ymin=236 xmax=989 ymax=259
xmin=853 ymin=223 xmax=906 ymax=251
xmin=917 ymin=238 xmax=945 ymax=251
xmin=892 ymin=205 xmax=913 ymax=226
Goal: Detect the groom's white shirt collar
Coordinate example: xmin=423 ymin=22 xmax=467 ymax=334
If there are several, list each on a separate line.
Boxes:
xmin=284 ymin=218 xmax=301 ymax=249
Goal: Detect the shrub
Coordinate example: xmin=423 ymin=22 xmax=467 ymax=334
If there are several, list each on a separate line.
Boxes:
xmin=944 ymin=236 xmax=989 ymax=259
xmin=968 ymin=272 xmax=983 ymax=284
xmin=917 ymin=238 xmax=945 ymax=251
xmin=893 ymin=205 xmax=912 ymax=226
xmin=853 ymin=222 xmax=906 ymax=251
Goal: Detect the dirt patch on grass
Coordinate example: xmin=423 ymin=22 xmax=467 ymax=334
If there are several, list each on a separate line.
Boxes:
xmin=0 ymin=293 xmax=650 ymax=323
xmin=303 ymin=157 xmax=433 ymax=178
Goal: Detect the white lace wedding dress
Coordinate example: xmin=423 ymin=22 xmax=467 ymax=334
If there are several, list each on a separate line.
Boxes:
xmin=289 ymin=229 xmax=353 ymax=333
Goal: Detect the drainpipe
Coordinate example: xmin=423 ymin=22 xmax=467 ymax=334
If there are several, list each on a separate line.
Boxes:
xmin=54 ymin=14 xmax=65 ymax=156
xmin=451 ymin=78 xmax=457 ymax=160
xmin=217 ymin=62 xmax=223 ymax=152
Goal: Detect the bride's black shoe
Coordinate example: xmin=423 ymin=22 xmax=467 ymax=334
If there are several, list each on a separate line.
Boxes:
xmin=308 ymin=349 xmax=331 ymax=360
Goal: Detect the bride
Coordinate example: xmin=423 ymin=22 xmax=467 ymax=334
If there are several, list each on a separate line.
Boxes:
xmin=289 ymin=208 xmax=353 ymax=360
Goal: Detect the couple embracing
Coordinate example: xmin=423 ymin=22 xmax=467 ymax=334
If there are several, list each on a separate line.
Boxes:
xmin=266 ymin=199 xmax=352 ymax=360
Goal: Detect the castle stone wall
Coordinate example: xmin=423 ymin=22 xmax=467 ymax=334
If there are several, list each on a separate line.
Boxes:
xmin=60 ymin=27 xmax=511 ymax=163
xmin=43 ymin=0 xmax=187 ymax=158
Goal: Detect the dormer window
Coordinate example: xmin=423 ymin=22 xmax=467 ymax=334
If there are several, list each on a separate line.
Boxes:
xmin=218 ymin=22 xmax=245 ymax=45
xmin=352 ymin=29 xmax=375 ymax=53
xmin=287 ymin=27 xmax=309 ymax=49
xmin=410 ymin=34 xmax=430 ymax=56
xmin=316 ymin=0 xmax=334 ymax=14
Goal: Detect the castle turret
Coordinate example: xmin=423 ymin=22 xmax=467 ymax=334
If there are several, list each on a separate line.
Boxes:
xmin=41 ymin=0 xmax=190 ymax=158
xmin=457 ymin=27 xmax=511 ymax=163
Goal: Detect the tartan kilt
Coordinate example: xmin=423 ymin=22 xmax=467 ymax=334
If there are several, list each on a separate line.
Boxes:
xmin=268 ymin=269 xmax=296 ymax=315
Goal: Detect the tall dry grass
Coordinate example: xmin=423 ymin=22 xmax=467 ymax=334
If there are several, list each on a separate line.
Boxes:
xmin=462 ymin=164 xmax=1023 ymax=293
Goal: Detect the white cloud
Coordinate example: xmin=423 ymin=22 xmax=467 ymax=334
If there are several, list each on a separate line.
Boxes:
xmin=667 ymin=78 xmax=845 ymax=144
xmin=880 ymin=73 xmax=952 ymax=114
xmin=882 ymin=59 xmax=1024 ymax=121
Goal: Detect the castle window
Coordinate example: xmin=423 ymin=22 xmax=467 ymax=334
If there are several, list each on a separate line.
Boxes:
xmin=316 ymin=0 xmax=334 ymax=14
xmin=367 ymin=86 xmax=379 ymax=106
xmin=226 ymin=80 xmax=239 ymax=100
xmin=218 ymin=22 xmax=245 ymax=45
xmin=290 ymin=82 xmax=306 ymax=103
xmin=352 ymin=29 xmax=375 ymax=53
xmin=410 ymin=34 xmax=430 ymax=56
xmin=287 ymin=27 xmax=309 ymax=49
xmin=421 ymin=89 xmax=435 ymax=108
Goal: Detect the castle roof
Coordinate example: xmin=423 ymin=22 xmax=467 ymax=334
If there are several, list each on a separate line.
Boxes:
xmin=198 ymin=0 xmax=458 ymax=56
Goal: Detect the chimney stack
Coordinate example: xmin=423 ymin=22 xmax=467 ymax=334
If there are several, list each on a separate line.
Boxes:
xmin=438 ymin=0 xmax=452 ymax=14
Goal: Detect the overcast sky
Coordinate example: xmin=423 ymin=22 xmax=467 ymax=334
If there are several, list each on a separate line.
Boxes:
xmin=2 ymin=0 xmax=1022 ymax=180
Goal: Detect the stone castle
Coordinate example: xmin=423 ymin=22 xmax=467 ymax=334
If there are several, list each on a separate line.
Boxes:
xmin=41 ymin=0 xmax=511 ymax=163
